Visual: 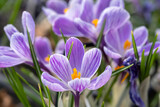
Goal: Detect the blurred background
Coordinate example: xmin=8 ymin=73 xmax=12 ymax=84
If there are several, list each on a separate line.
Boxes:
xmin=0 ymin=0 xmax=160 ymax=107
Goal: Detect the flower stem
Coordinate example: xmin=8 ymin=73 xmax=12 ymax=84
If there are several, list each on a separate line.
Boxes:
xmin=74 ymin=92 xmax=80 ymax=107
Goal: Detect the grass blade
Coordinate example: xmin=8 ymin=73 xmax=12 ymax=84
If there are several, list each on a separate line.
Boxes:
xmin=27 ymin=30 xmax=49 ymax=98
xmin=38 ymin=84 xmax=46 ymax=107
xmin=140 ymin=49 xmax=145 ymax=82
xmin=67 ymin=42 xmax=74 ymax=60
xmin=144 ymin=35 xmax=157 ymax=78
xmin=60 ymin=29 xmax=66 ymax=44
xmin=111 ymin=64 xmax=133 ymax=77
xmin=96 ymin=19 xmax=106 ymax=48
xmin=131 ymin=31 xmax=139 ymax=60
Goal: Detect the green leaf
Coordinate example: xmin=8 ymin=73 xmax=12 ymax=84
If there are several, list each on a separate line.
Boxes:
xmin=96 ymin=19 xmax=106 ymax=48
xmin=16 ymin=72 xmax=40 ymax=95
xmin=149 ymin=48 xmax=159 ymax=70
xmin=101 ymin=102 xmax=104 ymax=107
xmin=3 ymin=68 xmax=31 ymax=107
xmin=9 ymin=0 xmax=22 ymax=24
xmin=27 ymin=30 xmax=49 ymax=98
xmin=60 ymin=29 xmax=66 ymax=44
xmin=140 ymin=49 xmax=145 ymax=82
xmin=50 ymin=29 xmax=59 ymax=45
xmin=67 ymin=42 xmax=74 ymax=60
xmin=131 ymin=31 xmax=139 ymax=61
xmin=46 ymin=87 xmax=52 ymax=107
xmin=111 ymin=64 xmax=133 ymax=77
xmin=68 ymin=92 xmax=74 ymax=107
xmin=144 ymin=35 xmax=157 ymax=78
xmin=38 ymin=84 xmax=46 ymax=107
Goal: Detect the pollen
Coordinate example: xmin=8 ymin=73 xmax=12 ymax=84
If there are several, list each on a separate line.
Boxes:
xmin=71 ymin=68 xmax=81 ymax=80
xmin=115 ymin=65 xmax=124 ymax=70
xmin=64 ymin=8 xmax=68 ymax=14
xmin=123 ymin=40 xmax=131 ymax=50
xmin=92 ymin=19 xmax=98 ymax=27
xmin=121 ymin=72 xmax=129 ymax=83
xmin=45 ymin=56 xmax=50 ymax=63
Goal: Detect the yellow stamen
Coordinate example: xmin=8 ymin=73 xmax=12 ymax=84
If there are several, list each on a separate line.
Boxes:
xmin=115 ymin=65 xmax=124 ymax=70
xmin=92 ymin=19 xmax=98 ymax=27
xmin=45 ymin=56 xmax=50 ymax=63
xmin=121 ymin=72 xmax=129 ymax=83
xmin=123 ymin=40 xmax=131 ymax=50
xmin=64 ymin=8 xmax=68 ymax=14
xmin=71 ymin=68 xmax=81 ymax=80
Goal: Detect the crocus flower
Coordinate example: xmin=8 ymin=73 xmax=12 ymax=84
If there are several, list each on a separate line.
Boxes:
xmin=34 ymin=37 xmax=65 ymax=71
xmin=123 ymin=57 xmax=145 ymax=107
xmin=43 ymin=0 xmax=126 ymax=43
xmin=104 ymin=26 xmax=160 ymax=60
xmin=41 ymin=37 xmax=112 ymax=107
xmin=0 ymin=11 xmax=35 ymax=68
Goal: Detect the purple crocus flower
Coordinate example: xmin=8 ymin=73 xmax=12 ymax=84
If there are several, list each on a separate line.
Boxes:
xmin=123 ymin=57 xmax=145 ymax=107
xmin=104 ymin=26 xmax=160 ymax=60
xmin=41 ymin=37 xmax=112 ymax=106
xmin=43 ymin=0 xmax=126 ymax=43
xmin=0 ymin=11 xmax=35 ymax=68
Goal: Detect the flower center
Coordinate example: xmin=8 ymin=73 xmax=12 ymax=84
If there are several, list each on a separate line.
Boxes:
xmin=71 ymin=68 xmax=81 ymax=80
xmin=45 ymin=56 xmax=50 ymax=63
xmin=92 ymin=19 xmax=98 ymax=27
xmin=64 ymin=8 xmax=69 ymax=14
xmin=123 ymin=40 xmax=131 ymax=50
xmin=115 ymin=65 xmax=124 ymax=70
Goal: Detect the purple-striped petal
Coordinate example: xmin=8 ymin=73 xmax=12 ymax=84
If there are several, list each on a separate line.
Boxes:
xmin=4 ymin=24 xmax=18 ymax=40
xmin=65 ymin=4 xmax=81 ymax=20
xmin=97 ymin=7 xmax=130 ymax=34
xmin=88 ymin=66 xmax=112 ymax=90
xmin=81 ymin=48 xmax=102 ymax=78
xmin=65 ymin=37 xmax=84 ymax=71
xmin=134 ymin=26 xmax=148 ymax=47
xmin=118 ymin=21 xmax=132 ymax=44
xmin=34 ymin=37 xmax=52 ymax=63
xmin=80 ymin=0 xmax=93 ymax=22
xmin=139 ymin=42 xmax=160 ymax=56
xmin=74 ymin=18 xmax=97 ymax=43
xmin=104 ymin=29 xmax=123 ymax=53
xmin=49 ymin=54 xmax=72 ymax=82
xmin=10 ymin=32 xmax=31 ymax=61
xmin=53 ymin=16 xmax=83 ymax=36
xmin=42 ymin=7 xmax=58 ymax=23
xmin=68 ymin=78 xmax=90 ymax=93
xmin=94 ymin=0 xmax=111 ymax=18
xmin=103 ymin=46 xmax=122 ymax=59
xmin=22 ymin=11 xmax=35 ymax=43
xmin=41 ymin=72 xmax=70 ymax=92
xmin=109 ymin=0 xmax=124 ymax=8
xmin=46 ymin=0 xmax=67 ymax=14
xmin=55 ymin=39 xmax=65 ymax=54
xmin=0 ymin=46 xmax=24 ymax=68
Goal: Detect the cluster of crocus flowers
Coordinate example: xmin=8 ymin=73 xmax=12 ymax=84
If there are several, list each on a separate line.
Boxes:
xmin=0 ymin=11 xmax=65 ymax=73
xmin=41 ymin=37 xmax=112 ymax=106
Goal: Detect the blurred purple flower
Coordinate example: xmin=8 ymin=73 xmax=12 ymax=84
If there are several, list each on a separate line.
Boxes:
xmin=0 ymin=11 xmax=35 ymax=68
xmin=123 ymin=57 xmax=145 ymax=107
xmin=43 ymin=0 xmax=125 ymax=42
xmin=41 ymin=37 xmax=112 ymax=98
xmin=104 ymin=26 xmax=160 ymax=60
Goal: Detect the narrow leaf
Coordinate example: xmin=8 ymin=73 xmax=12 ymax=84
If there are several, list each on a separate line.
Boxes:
xmin=140 ymin=49 xmax=145 ymax=82
xmin=67 ymin=42 xmax=73 ymax=60
xmin=111 ymin=64 xmax=133 ymax=77
xmin=131 ymin=31 xmax=139 ymax=60
xmin=96 ymin=19 xmax=106 ymax=48
xmin=60 ymin=29 xmax=66 ymax=44
xmin=38 ymin=84 xmax=46 ymax=107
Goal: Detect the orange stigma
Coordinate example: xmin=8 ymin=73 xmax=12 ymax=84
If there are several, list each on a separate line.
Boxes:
xmin=115 ymin=65 xmax=124 ymax=70
xmin=64 ymin=8 xmax=68 ymax=13
xmin=71 ymin=68 xmax=81 ymax=80
xmin=123 ymin=40 xmax=131 ymax=50
xmin=121 ymin=72 xmax=129 ymax=83
xmin=92 ymin=19 xmax=98 ymax=27
xmin=45 ymin=56 xmax=50 ymax=63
